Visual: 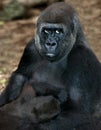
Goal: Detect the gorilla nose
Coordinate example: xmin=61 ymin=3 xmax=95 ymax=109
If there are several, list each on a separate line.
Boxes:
xmin=45 ymin=41 xmax=57 ymax=50
xmin=46 ymin=42 xmax=57 ymax=47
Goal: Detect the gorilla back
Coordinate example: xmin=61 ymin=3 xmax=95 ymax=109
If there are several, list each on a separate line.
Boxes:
xmin=0 ymin=2 xmax=101 ymax=114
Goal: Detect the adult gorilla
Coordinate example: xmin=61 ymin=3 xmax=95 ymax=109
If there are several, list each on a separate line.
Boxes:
xmin=0 ymin=2 xmax=101 ymax=115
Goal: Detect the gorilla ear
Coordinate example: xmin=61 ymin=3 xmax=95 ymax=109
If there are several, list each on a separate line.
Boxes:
xmin=72 ymin=14 xmax=79 ymax=37
xmin=69 ymin=14 xmax=79 ymax=45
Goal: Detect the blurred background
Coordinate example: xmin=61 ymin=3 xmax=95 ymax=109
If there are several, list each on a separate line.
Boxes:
xmin=0 ymin=0 xmax=101 ymax=91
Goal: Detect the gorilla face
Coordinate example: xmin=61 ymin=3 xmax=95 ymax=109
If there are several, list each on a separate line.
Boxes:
xmin=35 ymin=22 xmax=76 ymax=61
xmin=38 ymin=23 xmax=67 ymax=60
xmin=40 ymin=23 xmax=65 ymax=57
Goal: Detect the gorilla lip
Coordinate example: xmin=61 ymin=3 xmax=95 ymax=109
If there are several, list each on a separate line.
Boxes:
xmin=46 ymin=53 xmax=55 ymax=57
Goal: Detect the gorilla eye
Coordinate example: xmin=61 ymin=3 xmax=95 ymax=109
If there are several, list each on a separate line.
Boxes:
xmin=42 ymin=28 xmax=49 ymax=34
xmin=44 ymin=29 xmax=49 ymax=34
xmin=56 ymin=30 xmax=60 ymax=34
xmin=55 ymin=29 xmax=63 ymax=34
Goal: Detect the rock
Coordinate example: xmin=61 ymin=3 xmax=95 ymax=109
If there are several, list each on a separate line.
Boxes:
xmin=0 ymin=0 xmax=25 ymax=20
xmin=17 ymin=0 xmax=63 ymax=7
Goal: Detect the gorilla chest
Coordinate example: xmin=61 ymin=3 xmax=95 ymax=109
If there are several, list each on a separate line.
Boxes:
xmin=31 ymin=61 xmax=65 ymax=88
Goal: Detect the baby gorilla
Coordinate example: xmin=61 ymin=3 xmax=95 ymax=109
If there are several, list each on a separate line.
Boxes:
xmin=0 ymin=84 xmax=101 ymax=130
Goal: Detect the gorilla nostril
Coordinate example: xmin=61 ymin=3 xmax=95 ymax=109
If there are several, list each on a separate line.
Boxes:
xmin=46 ymin=42 xmax=57 ymax=47
xmin=52 ymin=42 xmax=57 ymax=46
xmin=46 ymin=42 xmax=51 ymax=46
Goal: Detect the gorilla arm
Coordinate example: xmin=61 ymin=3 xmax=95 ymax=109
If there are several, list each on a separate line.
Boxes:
xmin=0 ymin=39 xmax=36 ymax=106
xmin=66 ymin=44 xmax=101 ymax=113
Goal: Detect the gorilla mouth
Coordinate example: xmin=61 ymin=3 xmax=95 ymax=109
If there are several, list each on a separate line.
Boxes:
xmin=46 ymin=53 xmax=55 ymax=57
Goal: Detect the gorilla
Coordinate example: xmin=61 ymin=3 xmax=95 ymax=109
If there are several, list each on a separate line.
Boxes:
xmin=0 ymin=2 xmax=101 ymax=116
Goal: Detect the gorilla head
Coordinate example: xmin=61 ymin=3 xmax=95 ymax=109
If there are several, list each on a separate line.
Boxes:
xmin=35 ymin=2 xmax=79 ymax=61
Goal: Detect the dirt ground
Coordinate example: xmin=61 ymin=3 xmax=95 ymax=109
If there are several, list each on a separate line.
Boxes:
xmin=0 ymin=0 xmax=101 ymax=91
